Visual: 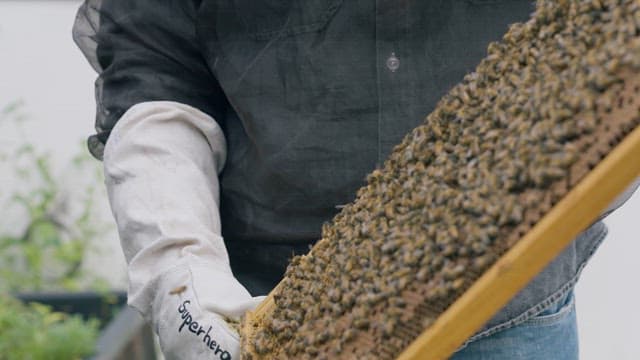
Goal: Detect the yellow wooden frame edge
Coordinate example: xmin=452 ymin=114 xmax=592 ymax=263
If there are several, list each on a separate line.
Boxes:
xmin=396 ymin=124 xmax=640 ymax=360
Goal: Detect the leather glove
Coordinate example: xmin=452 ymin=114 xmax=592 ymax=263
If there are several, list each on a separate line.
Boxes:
xmin=103 ymin=101 xmax=263 ymax=359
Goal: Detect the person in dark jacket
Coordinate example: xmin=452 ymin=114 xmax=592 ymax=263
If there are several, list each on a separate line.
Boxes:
xmin=73 ymin=1 xmax=637 ymax=358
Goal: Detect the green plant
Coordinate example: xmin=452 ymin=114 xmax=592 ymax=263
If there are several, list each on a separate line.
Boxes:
xmin=0 ymin=294 xmax=99 ymax=360
xmin=0 ymin=101 xmax=111 ymax=292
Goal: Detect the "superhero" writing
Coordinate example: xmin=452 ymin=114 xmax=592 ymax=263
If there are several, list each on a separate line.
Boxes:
xmin=178 ymin=300 xmax=232 ymax=360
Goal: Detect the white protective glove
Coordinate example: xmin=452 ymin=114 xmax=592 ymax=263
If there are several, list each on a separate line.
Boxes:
xmin=103 ymin=101 xmax=263 ymax=360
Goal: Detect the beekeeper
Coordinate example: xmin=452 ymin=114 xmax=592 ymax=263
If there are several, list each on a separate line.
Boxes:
xmin=73 ymin=1 xmax=637 ymax=359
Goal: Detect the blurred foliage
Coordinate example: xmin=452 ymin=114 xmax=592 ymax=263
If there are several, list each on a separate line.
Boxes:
xmin=0 ymin=101 xmax=111 ymax=292
xmin=0 ymin=294 xmax=99 ymax=360
xmin=0 ymin=101 xmax=109 ymax=357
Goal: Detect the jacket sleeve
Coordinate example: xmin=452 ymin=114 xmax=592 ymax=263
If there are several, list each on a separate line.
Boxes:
xmin=73 ymin=0 xmax=228 ymax=159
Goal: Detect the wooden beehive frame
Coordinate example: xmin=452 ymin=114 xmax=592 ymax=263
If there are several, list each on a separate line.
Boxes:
xmin=397 ymin=104 xmax=640 ymax=360
xmin=242 ymin=70 xmax=640 ymax=358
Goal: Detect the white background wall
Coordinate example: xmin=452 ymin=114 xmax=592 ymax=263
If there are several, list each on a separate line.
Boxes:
xmin=0 ymin=1 xmax=638 ymax=358
xmin=0 ymin=1 xmax=127 ymax=290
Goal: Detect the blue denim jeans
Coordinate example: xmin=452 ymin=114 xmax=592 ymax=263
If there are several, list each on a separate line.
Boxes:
xmin=451 ymin=291 xmax=578 ymax=360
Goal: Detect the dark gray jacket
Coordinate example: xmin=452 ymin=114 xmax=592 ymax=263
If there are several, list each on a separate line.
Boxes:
xmin=73 ymin=0 xmax=608 ymax=337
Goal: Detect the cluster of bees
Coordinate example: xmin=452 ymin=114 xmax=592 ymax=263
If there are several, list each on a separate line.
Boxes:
xmin=243 ymin=1 xmax=640 ymax=358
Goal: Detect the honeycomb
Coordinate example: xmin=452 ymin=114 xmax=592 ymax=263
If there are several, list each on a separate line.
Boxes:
xmin=241 ymin=1 xmax=640 ymax=358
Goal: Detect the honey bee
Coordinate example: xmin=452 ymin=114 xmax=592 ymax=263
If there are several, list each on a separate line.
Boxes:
xmin=169 ymin=285 xmax=187 ymax=295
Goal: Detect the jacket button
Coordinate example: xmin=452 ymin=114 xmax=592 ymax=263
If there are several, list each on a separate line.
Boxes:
xmin=386 ymin=52 xmax=400 ymax=72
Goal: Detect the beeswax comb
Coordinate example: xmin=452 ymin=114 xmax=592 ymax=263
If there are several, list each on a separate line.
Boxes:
xmin=241 ymin=2 xmax=640 ymax=359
